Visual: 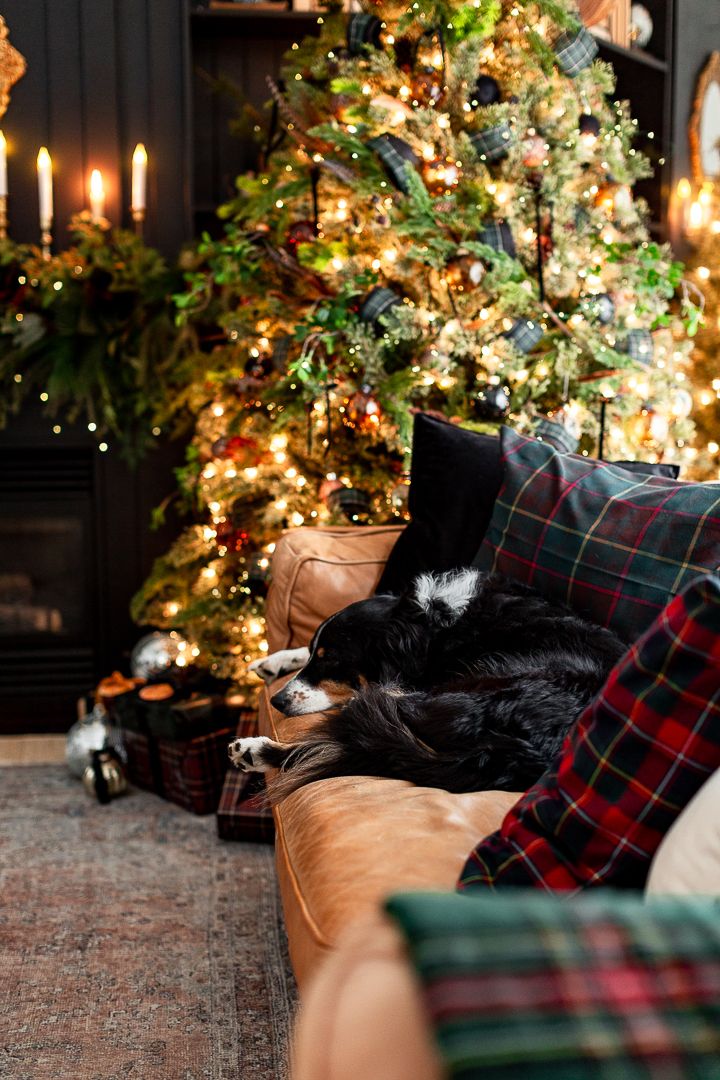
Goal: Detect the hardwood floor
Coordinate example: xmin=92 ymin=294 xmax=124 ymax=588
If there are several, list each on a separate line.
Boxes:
xmin=0 ymin=734 xmax=66 ymax=765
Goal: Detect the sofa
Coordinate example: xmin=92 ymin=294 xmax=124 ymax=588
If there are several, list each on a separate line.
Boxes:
xmin=257 ymin=521 xmax=720 ymax=1079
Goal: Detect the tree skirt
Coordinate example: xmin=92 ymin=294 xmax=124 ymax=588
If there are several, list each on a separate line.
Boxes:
xmin=0 ymin=766 xmax=297 ymax=1079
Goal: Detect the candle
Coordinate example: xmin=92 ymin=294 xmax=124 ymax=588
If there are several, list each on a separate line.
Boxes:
xmin=89 ymin=168 xmax=105 ymax=222
xmin=37 ymin=147 xmax=53 ymax=231
xmin=131 ymin=143 xmax=147 ymax=214
xmin=689 ymin=201 xmax=703 ymax=232
xmin=676 ymin=176 xmax=691 ymax=233
xmin=0 ymin=132 xmax=7 ymax=199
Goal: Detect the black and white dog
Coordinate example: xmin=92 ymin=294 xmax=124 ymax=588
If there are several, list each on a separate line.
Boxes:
xmin=230 ymin=569 xmax=626 ymax=799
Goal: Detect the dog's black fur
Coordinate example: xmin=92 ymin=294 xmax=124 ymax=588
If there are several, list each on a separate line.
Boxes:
xmin=231 ymin=569 xmax=626 ymax=798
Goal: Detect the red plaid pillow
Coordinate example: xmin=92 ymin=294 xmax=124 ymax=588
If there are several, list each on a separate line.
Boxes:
xmin=458 ymin=574 xmax=720 ymax=894
xmin=475 ymin=427 xmax=720 ymax=643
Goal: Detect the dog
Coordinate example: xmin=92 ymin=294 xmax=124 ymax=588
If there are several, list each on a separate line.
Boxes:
xmin=230 ymin=568 xmax=626 ymax=799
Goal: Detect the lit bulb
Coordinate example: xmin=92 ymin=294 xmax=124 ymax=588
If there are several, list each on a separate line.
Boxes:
xmin=212 ymin=404 xmax=224 ymax=417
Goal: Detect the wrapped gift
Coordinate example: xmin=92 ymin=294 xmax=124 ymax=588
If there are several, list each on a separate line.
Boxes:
xmin=216 ymin=716 xmax=275 ymax=842
xmin=108 ymin=685 xmax=246 ymax=815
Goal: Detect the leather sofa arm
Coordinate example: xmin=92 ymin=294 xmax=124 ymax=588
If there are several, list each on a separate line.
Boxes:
xmin=265 ymin=525 xmax=404 ymax=652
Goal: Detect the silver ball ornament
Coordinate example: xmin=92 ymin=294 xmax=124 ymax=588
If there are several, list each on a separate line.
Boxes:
xmin=66 ymin=704 xmax=124 ymax=779
xmin=130 ymin=631 xmax=185 ymax=680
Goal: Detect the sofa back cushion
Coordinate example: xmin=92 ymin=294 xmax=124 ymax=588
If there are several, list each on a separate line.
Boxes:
xmin=458 ymin=574 xmax=720 ymax=894
xmin=476 ymin=426 xmax=720 ymax=643
xmin=266 ymin=525 xmax=404 ymax=650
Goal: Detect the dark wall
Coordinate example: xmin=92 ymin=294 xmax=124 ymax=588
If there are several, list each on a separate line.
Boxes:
xmin=1 ymin=0 xmax=191 ymax=256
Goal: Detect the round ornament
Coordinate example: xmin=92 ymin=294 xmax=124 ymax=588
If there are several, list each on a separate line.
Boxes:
xmin=622 ymin=328 xmax=654 ymax=365
xmin=130 ymin=631 xmax=186 ymax=680
xmin=670 ymin=387 xmax=693 ymax=419
xmin=580 ymin=292 xmax=615 ymax=325
xmin=553 ymin=26 xmax=599 ymax=78
xmin=522 ymin=134 xmax=547 ymax=169
xmin=503 ymin=318 xmax=543 ymax=353
xmin=327 ymin=485 xmax=372 ymax=522
xmin=347 ymin=13 xmax=383 ymax=55
xmin=409 ymin=67 xmax=444 ymax=107
xmin=66 ymin=703 xmax=124 ymax=780
xmin=630 ymin=3 xmax=654 ymax=48
xmin=319 ymin=476 xmax=344 ymax=502
xmin=359 ymin=285 xmax=403 ymax=333
xmin=469 ymin=122 xmax=514 ymax=163
xmin=344 ymin=385 xmax=382 ymax=432
xmin=579 ymin=113 xmax=601 ymax=141
xmin=366 ymin=133 xmax=419 ymax=194
xmin=285 ymin=219 xmax=317 ymax=252
xmin=472 ymin=383 xmax=510 ymax=420
xmin=82 ymin=748 xmax=128 ymax=804
xmin=422 ymin=156 xmax=460 ymax=195
xmin=468 ymin=74 xmax=501 ymax=108
xmin=444 ymin=252 xmax=485 ymax=292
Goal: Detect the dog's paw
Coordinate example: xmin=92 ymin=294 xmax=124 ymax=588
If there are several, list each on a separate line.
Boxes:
xmin=228 ymin=736 xmax=276 ymax=773
xmin=248 ymin=647 xmax=310 ymax=684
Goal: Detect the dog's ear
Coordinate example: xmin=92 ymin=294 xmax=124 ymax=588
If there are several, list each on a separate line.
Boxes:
xmin=404 ymin=569 xmax=479 ymax=628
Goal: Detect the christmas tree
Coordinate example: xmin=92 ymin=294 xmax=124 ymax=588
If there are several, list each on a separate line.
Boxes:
xmin=132 ymin=0 xmax=699 ymax=687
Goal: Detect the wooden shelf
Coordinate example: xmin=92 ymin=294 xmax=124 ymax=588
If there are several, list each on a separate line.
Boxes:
xmin=594 ymin=36 xmax=668 ymax=73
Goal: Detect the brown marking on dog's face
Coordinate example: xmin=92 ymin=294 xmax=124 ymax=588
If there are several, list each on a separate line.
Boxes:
xmin=316 ymin=678 xmax=354 ymax=704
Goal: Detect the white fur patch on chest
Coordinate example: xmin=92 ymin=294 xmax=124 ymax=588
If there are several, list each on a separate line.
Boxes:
xmin=413 ymin=568 xmax=480 ymax=618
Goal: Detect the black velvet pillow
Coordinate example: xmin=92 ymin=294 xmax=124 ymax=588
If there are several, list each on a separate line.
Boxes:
xmin=376 ymin=413 xmax=681 ymax=596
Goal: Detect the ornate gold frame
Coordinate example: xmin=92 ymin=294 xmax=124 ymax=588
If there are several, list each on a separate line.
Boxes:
xmin=689 ymin=51 xmax=720 ymax=184
xmin=0 ymin=16 xmax=26 ymax=121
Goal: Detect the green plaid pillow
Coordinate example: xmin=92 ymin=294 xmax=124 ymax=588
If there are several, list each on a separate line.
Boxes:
xmin=386 ymin=890 xmax=720 ymax=1079
xmin=475 ymin=427 xmax=720 ymax=643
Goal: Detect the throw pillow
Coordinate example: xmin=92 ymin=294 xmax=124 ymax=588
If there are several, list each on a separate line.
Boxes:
xmin=377 ymin=413 xmax=680 ymax=596
xmin=475 ymin=426 xmax=720 ymax=642
xmin=385 ymin=890 xmax=720 ymax=1079
xmin=458 ymin=574 xmax=720 ymax=894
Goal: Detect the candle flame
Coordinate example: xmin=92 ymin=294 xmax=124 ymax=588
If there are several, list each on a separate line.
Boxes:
xmin=0 ymin=131 xmax=6 ymax=151
xmin=676 ymin=177 xmax=691 ymax=200
xmin=689 ymin=201 xmax=703 ymax=230
xmin=89 ymin=169 xmax=104 ymax=198
xmin=133 ymin=143 xmax=147 ymax=166
xmin=37 ymin=146 xmax=51 ymax=169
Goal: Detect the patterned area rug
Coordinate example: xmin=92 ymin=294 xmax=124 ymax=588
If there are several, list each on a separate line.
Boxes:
xmin=0 ymin=766 xmax=297 ymax=1079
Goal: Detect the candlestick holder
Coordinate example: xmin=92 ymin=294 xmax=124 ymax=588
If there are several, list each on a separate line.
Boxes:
xmin=0 ymin=194 xmax=7 ymax=240
xmin=132 ymin=207 xmax=145 ymax=239
xmin=40 ymin=227 xmax=52 ymax=260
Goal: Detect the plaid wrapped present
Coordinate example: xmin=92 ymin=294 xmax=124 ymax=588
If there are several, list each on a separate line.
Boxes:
xmin=386 ymin=890 xmax=720 ymax=1078
xmin=366 ymin=133 xmax=419 ymax=193
xmin=359 ymin=285 xmax=403 ymax=331
xmin=216 ymin=709 xmax=275 ymax=843
xmin=503 ymin=317 xmax=543 ymax=354
xmin=347 ymin=13 xmax=382 ymax=54
xmin=468 ymin=121 xmax=514 ymax=163
xmin=477 ymin=221 xmax=516 ymax=258
xmin=553 ymin=26 xmax=598 ymax=77
xmin=475 ymin=426 xmax=720 ymax=644
xmin=459 ymin=574 xmax=720 ymax=894
xmin=622 ymin=328 xmax=654 ymax=365
xmin=111 ymin=689 xmax=241 ymax=815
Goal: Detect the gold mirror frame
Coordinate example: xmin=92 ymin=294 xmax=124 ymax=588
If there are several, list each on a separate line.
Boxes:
xmin=0 ymin=16 xmax=26 ymax=121
xmin=690 ymin=51 xmax=720 ymax=184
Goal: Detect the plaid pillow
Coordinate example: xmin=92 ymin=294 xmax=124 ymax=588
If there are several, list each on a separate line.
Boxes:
xmin=459 ymin=574 xmax=720 ymax=894
xmin=475 ymin=426 xmax=720 ymax=643
xmin=385 ymin=890 xmax=720 ymax=1079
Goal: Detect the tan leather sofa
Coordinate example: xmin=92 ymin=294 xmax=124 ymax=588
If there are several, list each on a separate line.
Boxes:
xmin=259 ymin=525 xmax=519 ymax=988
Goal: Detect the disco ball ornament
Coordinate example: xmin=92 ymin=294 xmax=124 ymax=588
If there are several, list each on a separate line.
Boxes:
xmin=327 ymin=486 xmax=372 ymax=522
xmin=66 ymin=704 xmax=125 ymax=780
xmin=130 ymin=631 xmax=185 ymax=680
xmin=473 ymin=384 xmax=510 ymax=421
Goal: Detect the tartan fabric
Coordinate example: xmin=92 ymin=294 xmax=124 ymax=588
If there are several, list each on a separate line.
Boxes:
xmin=503 ymin=317 xmax=543 ymax=353
xmin=554 ymin=26 xmax=599 ymax=77
xmin=475 ymin=426 xmax=720 ymax=644
xmin=347 ymin=13 xmax=382 ymax=54
xmin=477 ymin=221 xmax=516 ymax=258
xmin=359 ymin=285 xmax=403 ymax=328
xmin=366 ymin=134 xmax=418 ymax=193
xmin=532 ymin=416 xmax=579 ymax=454
xmin=385 ymin=890 xmax=720 ymax=1078
xmin=216 ymin=709 xmax=275 ymax=843
xmin=123 ymin=724 xmax=234 ymax=815
xmin=469 ymin=122 xmax=514 ymax=162
xmin=622 ymin=328 xmax=654 ymax=365
xmin=459 ymin=573 xmax=720 ymax=894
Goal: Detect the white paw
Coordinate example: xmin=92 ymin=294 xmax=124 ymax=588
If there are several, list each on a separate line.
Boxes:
xmin=248 ymin=647 xmax=310 ymax=684
xmin=228 ymin=735 xmax=275 ymax=773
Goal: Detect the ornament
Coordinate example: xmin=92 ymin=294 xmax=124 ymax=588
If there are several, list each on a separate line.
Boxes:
xmin=469 ymin=74 xmax=501 ymax=108
xmin=477 ymin=221 xmax=516 ymax=259
xmin=327 ymin=485 xmax=372 ymax=522
xmin=444 ymin=251 xmax=485 ymax=292
xmin=347 ymin=13 xmax=383 ymax=55
xmin=359 ymin=285 xmax=403 ymax=333
xmin=409 ymin=68 xmax=444 ymax=107
xmin=82 ymin=748 xmax=128 ymax=804
xmin=595 ymin=181 xmax=633 ymax=219
xmin=212 ymin=434 xmax=265 ymax=464
xmin=627 ymin=403 xmax=669 ymax=447
xmin=130 ymin=631 xmax=186 ymax=680
xmin=580 ymin=292 xmax=615 ymax=324
xmin=390 ymin=478 xmax=410 ymax=513
xmin=366 ymin=133 xmax=419 ymax=194
xmin=622 ymin=329 xmax=654 ymax=365
xmin=553 ymin=27 xmax=599 ymax=78
xmin=522 ymin=134 xmax=547 ymax=169
xmin=344 ymin=385 xmax=382 ymax=432
xmin=533 ymin=415 xmax=579 ymax=454
xmin=285 ymin=219 xmax=317 ymax=252
xmin=320 ymin=475 xmax=344 ymax=502
xmin=472 ymin=383 xmax=510 ymax=420
xmin=215 ymin=520 xmax=250 ymax=553
xmin=630 ymin=4 xmax=654 ymax=47
xmin=66 ymin=703 xmax=124 ymax=780
xmin=469 ymin=122 xmax=514 ymax=163
xmin=670 ymin=388 xmax=693 ymax=419
xmin=422 ymin=156 xmax=461 ymax=195
xmin=503 ymin=318 xmax=543 ymax=353
xmin=579 ymin=113 xmax=601 ymax=141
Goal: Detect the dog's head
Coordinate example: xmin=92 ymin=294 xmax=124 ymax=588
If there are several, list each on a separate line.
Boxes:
xmin=270 ymin=568 xmax=480 ymax=717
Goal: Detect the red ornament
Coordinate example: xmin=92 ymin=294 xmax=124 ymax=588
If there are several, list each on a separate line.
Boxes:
xmin=343 ymin=386 xmax=383 ymax=432
xmin=214 ymin=520 xmax=250 ymax=553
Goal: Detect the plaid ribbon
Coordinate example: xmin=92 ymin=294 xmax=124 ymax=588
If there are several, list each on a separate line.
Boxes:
xmin=622 ymin=328 xmax=654 ymax=365
xmin=459 ymin=572 xmax=720 ymax=893
xmin=469 ymin=121 xmax=514 ymax=162
xmin=503 ymin=318 xmax=543 ymax=353
xmin=533 ymin=416 xmax=579 ymax=454
xmin=554 ymin=26 xmax=599 ymax=77
xmin=386 ymin=890 xmax=720 ymax=1077
xmin=366 ymin=134 xmax=418 ymax=193
xmin=347 ymin=13 xmax=382 ymax=55
xmin=360 ymin=285 xmax=403 ymax=328
xmin=477 ymin=221 xmax=516 ymax=257
xmin=475 ymin=426 xmax=720 ymax=644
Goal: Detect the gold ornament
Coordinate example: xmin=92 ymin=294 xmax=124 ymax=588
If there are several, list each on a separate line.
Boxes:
xmin=422 ymin=155 xmax=461 ymax=195
xmin=0 ymin=17 xmax=26 ymax=122
xmin=82 ymin=750 xmax=128 ymax=803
